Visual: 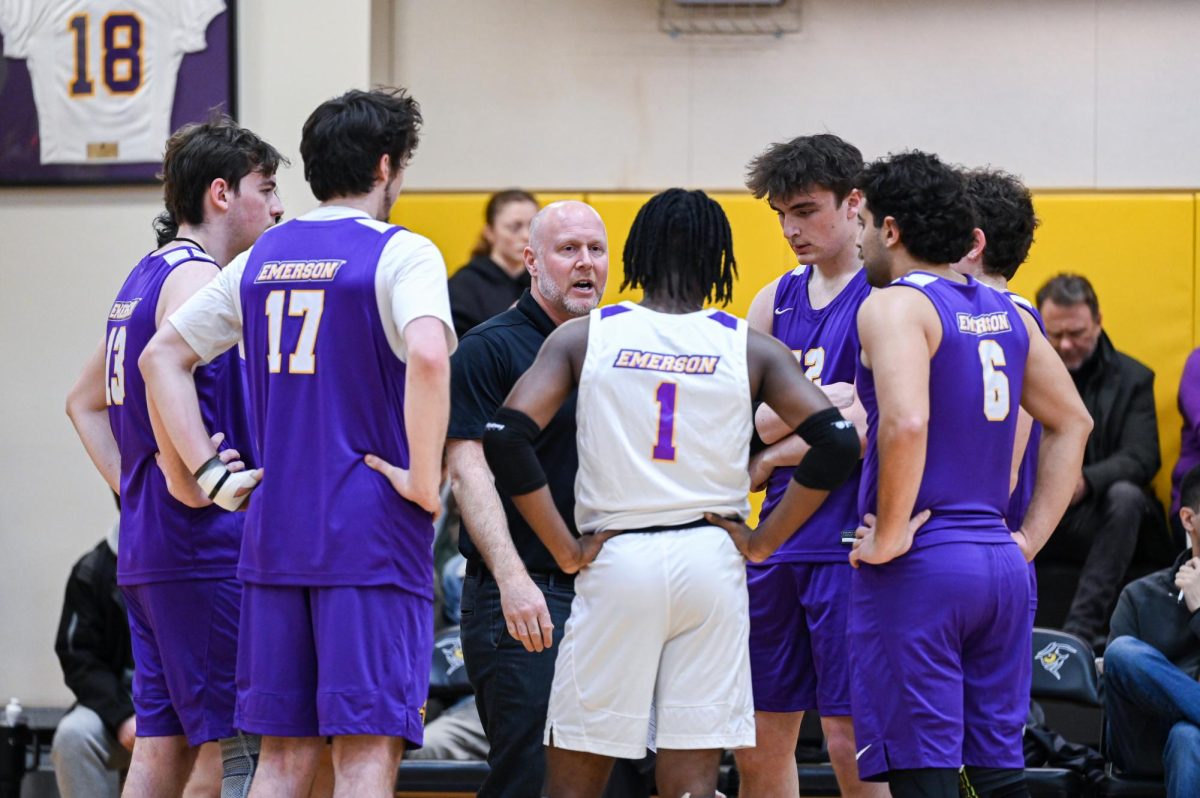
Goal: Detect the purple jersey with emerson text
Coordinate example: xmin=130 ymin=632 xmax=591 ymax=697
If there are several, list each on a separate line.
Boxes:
xmin=760 ymin=267 xmax=869 ymax=562
xmin=1005 ymin=291 xmax=1044 ymax=532
xmin=238 ymin=217 xmax=433 ymax=596
xmin=857 ymin=273 xmax=1030 ymax=546
xmin=107 ymin=246 xmax=249 ymax=585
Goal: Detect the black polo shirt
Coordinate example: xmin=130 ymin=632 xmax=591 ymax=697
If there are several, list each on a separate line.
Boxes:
xmin=448 ymin=289 xmax=578 ymax=575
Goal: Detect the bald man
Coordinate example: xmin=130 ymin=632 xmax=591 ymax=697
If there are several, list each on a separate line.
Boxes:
xmin=447 ymin=201 xmax=610 ymax=797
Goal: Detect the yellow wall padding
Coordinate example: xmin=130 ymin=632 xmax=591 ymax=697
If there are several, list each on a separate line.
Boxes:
xmin=392 ymin=190 xmax=1200 ymax=519
xmin=391 ymin=193 xmax=584 ymax=275
xmin=1010 ymin=193 xmax=1195 ymax=507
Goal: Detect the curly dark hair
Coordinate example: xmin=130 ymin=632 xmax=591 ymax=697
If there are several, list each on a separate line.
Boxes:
xmin=301 ymin=87 xmax=422 ymax=202
xmin=622 ymin=188 xmax=737 ymax=307
xmin=745 ymin=133 xmax=863 ymax=205
xmin=857 ymin=151 xmax=976 ymax=265
xmin=964 ymin=168 xmax=1038 ymax=281
xmin=153 ymin=115 xmax=285 ymax=247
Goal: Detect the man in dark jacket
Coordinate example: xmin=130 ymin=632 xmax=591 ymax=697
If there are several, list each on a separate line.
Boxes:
xmin=1103 ymin=464 xmax=1200 ymax=797
xmin=1036 ymin=273 xmax=1163 ymax=645
xmin=52 ymin=519 xmax=135 ymax=798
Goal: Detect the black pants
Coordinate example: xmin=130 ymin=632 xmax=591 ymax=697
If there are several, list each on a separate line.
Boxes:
xmin=460 ymin=571 xmax=575 ymax=798
xmin=1038 ymin=480 xmax=1146 ymax=641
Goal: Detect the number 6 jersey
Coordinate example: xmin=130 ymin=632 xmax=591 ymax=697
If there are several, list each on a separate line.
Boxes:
xmin=574 ymin=302 xmax=753 ymax=534
xmin=856 ymin=272 xmax=1031 ymax=547
xmin=0 ymin=0 xmax=225 ymax=164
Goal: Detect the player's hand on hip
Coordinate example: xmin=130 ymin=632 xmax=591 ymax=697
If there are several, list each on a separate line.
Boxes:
xmin=849 ymin=510 xmax=929 ymax=568
xmin=565 ymin=530 xmax=620 ymax=574
xmin=193 ymin=433 xmax=262 ymax=511
xmin=704 ymin=512 xmax=761 ymax=562
xmin=498 ymin=572 xmax=554 ymax=653
xmin=1011 ymin=529 xmax=1036 ymax=562
xmin=158 ymin=431 xmax=247 ymax=508
xmin=363 ymin=453 xmax=442 ymax=519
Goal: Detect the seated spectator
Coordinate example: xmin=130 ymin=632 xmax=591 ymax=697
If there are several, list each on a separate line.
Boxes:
xmin=1104 ymin=464 xmax=1200 ymax=797
xmin=447 ymin=189 xmax=539 ymax=337
xmin=1036 ymin=273 xmax=1164 ymax=646
xmin=1171 ymin=347 xmax=1200 ymax=542
xmin=51 ymin=510 xmax=223 ymax=798
xmin=51 ymin=518 xmax=135 ymax=798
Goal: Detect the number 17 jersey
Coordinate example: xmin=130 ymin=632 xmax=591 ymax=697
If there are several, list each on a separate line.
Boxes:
xmin=235 ymin=213 xmax=449 ymax=596
xmin=574 ymin=302 xmax=752 ymax=534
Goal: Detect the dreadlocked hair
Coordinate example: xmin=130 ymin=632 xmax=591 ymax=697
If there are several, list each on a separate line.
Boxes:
xmin=621 ymin=188 xmax=737 ymax=307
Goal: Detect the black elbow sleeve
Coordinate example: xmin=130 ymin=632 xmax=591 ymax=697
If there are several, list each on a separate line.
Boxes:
xmin=791 ymin=407 xmax=861 ymax=491
xmin=482 ymin=407 xmax=548 ymax=496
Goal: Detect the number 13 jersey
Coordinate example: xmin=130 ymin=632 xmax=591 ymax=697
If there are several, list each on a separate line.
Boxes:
xmin=574 ymin=302 xmax=752 ymax=534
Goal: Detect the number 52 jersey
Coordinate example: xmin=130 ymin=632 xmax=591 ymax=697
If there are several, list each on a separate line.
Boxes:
xmin=574 ymin=302 xmax=753 ymax=534
xmin=0 ymin=0 xmax=225 ymax=164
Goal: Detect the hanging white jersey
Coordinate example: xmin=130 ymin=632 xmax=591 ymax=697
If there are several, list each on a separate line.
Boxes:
xmin=575 ymin=302 xmax=752 ymax=534
xmin=0 ymin=0 xmax=224 ymax=164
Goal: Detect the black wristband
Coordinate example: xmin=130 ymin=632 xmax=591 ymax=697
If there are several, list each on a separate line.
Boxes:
xmin=483 ymin=407 xmax=549 ymax=496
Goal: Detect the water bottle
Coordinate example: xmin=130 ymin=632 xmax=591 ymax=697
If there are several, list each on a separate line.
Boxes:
xmin=2 ymin=700 xmax=20 ymax=728
xmin=0 ymin=697 xmax=27 ymax=798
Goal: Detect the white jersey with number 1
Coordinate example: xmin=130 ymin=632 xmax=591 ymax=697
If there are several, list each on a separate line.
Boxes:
xmin=574 ymin=301 xmax=752 ymax=534
xmin=0 ymin=0 xmax=225 ymax=164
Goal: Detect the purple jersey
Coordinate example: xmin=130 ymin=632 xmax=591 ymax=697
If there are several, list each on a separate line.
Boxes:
xmin=107 ymin=246 xmax=249 ymax=585
xmin=238 ymin=217 xmax=433 ymax=596
xmin=1004 ymin=291 xmax=1045 ymax=532
xmin=760 ymin=267 xmax=870 ymax=562
xmin=857 ymin=273 xmax=1030 ymax=547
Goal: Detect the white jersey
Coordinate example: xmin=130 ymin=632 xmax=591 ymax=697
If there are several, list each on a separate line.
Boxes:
xmin=0 ymin=0 xmax=224 ymax=164
xmin=575 ymin=301 xmax=753 ymax=533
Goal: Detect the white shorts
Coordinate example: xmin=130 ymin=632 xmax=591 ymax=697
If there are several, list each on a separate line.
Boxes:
xmin=544 ymin=525 xmax=755 ymax=758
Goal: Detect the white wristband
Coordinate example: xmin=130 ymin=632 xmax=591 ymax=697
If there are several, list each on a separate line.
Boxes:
xmin=194 ymin=457 xmax=259 ymax=511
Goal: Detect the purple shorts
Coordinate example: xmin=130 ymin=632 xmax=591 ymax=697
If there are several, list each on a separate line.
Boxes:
xmin=236 ymin=583 xmax=432 ymax=743
xmin=848 ymin=541 xmax=1031 ymax=781
xmin=747 ymin=561 xmax=851 ymax=715
xmin=123 ymin=578 xmax=240 ymax=745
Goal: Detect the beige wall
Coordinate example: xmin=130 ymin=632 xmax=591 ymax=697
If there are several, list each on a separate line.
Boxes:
xmin=0 ymin=0 xmax=376 ymax=706
xmin=393 ymin=0 xmax=1200 ymax=190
